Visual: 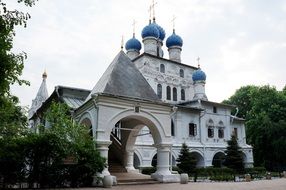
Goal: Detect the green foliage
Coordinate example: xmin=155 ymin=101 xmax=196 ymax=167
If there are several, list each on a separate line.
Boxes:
xmin=0 ymin=0 xmax=39 ymax=96
xmin=224 ymin=134 xmax=244 ymax=173
xmin=0 ymin=102 xmax=105 ymax=188
xmin=0 ymin=96 xmax=28 ymax=139
xmin=176 ymin=143 xmax=197 ymax=174
xmin=0 ymin=137 xmax=27 ymax=187
xmin=195 ymin=167 xmax=234 ymax=177
xmin=25 ymin=102 xmax=105 ymax=187
xmin=209 ymin=175 xmax=233 ymax=181
xmin=224 ymin=85 xmax=286 ymax=171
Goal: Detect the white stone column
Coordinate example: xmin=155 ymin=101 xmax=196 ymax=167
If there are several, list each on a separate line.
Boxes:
xmin=96 ymin=140 xmax=112 ymax=176
xmin=151 ymin=143 xmax=180 ymax=182
xmin=156 ymin=144 xmax=171 ymax=175
xmin=125 ymin=148 xmax=137 ymax=172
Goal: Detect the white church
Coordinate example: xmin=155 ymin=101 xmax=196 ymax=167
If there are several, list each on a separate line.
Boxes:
xmin=28 ymin=10 xmax=253 ymax=183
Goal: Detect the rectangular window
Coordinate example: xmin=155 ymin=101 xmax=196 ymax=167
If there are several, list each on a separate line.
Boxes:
xmin=208 ymin=128 xmax=214 ymax=138
xmin=171 ymin=120 xmax=175 ymax=136
xmin=218 ymin=128 xmax=224 ymax=138
xmin=134 ymin=106 xmax=140 ymax=113
xmin=213 ymin=106 xmax=217 ymax=113
xmin=233 ymin=128 xmax=238 ymax=138
xmin=189 ymin=123 xmax=197 ymax=136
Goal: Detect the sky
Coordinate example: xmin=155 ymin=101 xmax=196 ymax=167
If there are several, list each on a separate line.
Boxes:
xmin=8 ymin=0 xmax=286 ymax=108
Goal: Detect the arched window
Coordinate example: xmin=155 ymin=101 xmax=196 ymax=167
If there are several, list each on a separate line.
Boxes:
xmin=166 ymin=86 xmax=171 ymax=100
xmin=179 ymin=69 xmax=184 ymax=78
xmin=160 ymin=64 xmax=165 ymax=73
xmin=171 ymin=119 xmax=175 ymax=136
xmin=181 ymin=89 xmax=185 ymax=100
xmin=218 ymin=121 xmax=224 ymax=138
xmin=207 ymin=119 xmax=214 ymax=138
xmin=173 ymin=87 xmax=177 ymax=101
xmin=157 ymin=84 xmax=162 ymax=99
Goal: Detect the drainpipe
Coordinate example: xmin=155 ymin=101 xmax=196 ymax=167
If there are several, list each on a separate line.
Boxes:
xmin=199 ymin=109 xmax=206 ymax=167
xmin=91 ymin=94 xmax=99 ymax=140
xmin=169 ymin=106 xmax=178 ymax=172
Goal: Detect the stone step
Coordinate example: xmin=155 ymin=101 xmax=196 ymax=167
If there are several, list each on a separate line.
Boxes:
xmin=108 ymin=161 xmax=127 ymax=173
xmin=117 ymin=178 xmax=160 ymax=185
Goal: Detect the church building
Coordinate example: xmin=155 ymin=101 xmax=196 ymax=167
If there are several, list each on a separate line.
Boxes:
xmin=28 ymin=9 xmax=253 ymax=183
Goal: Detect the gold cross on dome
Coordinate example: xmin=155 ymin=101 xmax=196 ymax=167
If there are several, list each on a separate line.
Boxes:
xmin=197 ymin=57 xmax=201 ymax=68
xmin=171 ymin=15 xmax=176 ymax=31
xmin=148 ymin=5 xmax=152 ymax=21
xmin=132 ymin=19 xmax=137 ymax=36
xmin=151 ymin=0 xmax=157 ymax=20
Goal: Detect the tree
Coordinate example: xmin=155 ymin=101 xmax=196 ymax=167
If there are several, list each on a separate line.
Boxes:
xmin=25 ymin=102 xmax=105 ymax=187
xmin=224 ymin=134 xmax=244 ymax=173
xmin=224 ymin=85 xmax=286 ymax=171
xmin=0 ymin=1 xmax=38 ymax=186
xmin=0 ymin=0 xmax=39 ymax=96
xmin=176 ymin=143 xmax=197 ymax=174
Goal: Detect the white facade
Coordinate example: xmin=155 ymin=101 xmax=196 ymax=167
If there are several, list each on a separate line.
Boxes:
xmin=29 ymin=15 xmax=253 ymax=183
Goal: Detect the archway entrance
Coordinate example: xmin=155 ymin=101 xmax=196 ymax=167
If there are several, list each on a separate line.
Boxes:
xmin=190 ymin=152 xmax=205 ymax=168
xmin=105 ymin=113 xmax=173 ymax=181
xmin=212 ymin=152 xmax=226 ymax=168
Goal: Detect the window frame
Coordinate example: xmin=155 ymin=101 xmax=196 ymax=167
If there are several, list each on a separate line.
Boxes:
xmin=173 ymin=87 xmax=177 ymax=101
xmin=179 ymin=69 xmax=184 ymax=78
xmin=166 ymin=86 xmax=171 ymax=100
xmin=171 ymin=119 xmax=175 ymax=136
xmin=181 ymin=89 xmax=185 ymax=100
xmin=160 ymin=64 xmax=165 ymax=73
xmin=157 ymin=84 xmax=162 ymax=99
xmin=189 ymin=123 xmax=197 ymax=136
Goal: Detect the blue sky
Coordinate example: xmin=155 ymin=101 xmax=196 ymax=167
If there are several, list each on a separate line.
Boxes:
xmin=8 ymin=0 xmax=286 ymax=107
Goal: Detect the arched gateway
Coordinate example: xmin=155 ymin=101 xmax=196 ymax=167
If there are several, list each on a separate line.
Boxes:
xmin=76 ymin=93 xmax=179 ymax=183
xmin=73 ymin=51 xmax=180 ymax=183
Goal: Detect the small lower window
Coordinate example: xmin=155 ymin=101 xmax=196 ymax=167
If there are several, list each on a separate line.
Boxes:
xmin=171 ymin=120 xmax=175 ymax=136
xmin=208 ymin=127 xmax=214 ymax=138
xmin=233 ymin=128 xmax=238 ymax=138
xmin=218 ymin=128 xmax=224 ymax=138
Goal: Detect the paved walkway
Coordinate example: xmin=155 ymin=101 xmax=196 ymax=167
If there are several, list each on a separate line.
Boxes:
xmin=92 ymin=178 xmax=286 ymax=190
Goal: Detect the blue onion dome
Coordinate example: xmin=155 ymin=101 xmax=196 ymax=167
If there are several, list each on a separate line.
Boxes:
xmin=125 ymin=35 xmax=142 ymax=51
xmin=166 ymin=30 xmax=183 ymax=48
xmin=192 ymin=68 xmax=206 ymax=81
xmin=153 ymin=22 xmax=166 ymax=40
xmin=141 ymin=22 xmax=160 ymax=39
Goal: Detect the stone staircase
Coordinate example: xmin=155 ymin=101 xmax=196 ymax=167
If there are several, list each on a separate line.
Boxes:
xmin=112 ymin=172 xmax=160 ymax=185
xmin=108 ymin=160 xmax=127 ymax=173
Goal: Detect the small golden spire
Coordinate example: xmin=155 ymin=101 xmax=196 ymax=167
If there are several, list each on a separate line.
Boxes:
xmin=121 ymin=35 xmax=124 ymax=50
xmin=197 ymin=57 xmax=201 ymax=68
xmin=42 ymin=69 xmax=47 ymax=79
